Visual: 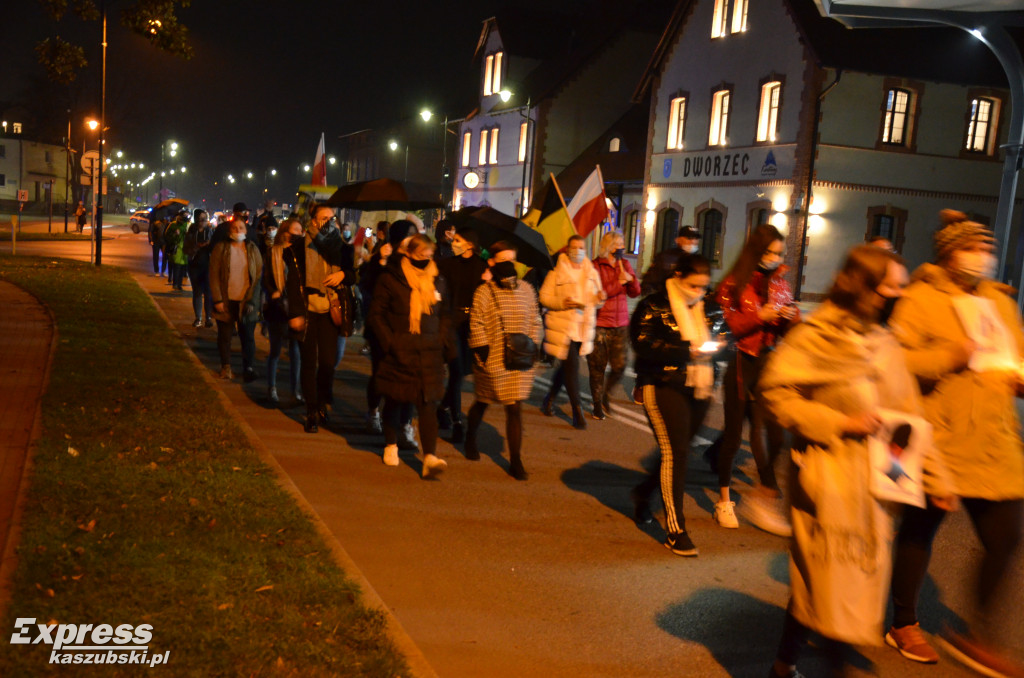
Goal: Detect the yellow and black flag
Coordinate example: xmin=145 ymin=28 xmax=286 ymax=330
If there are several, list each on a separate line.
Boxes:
xmin=522 ymin=173 xmax=576 ymax=255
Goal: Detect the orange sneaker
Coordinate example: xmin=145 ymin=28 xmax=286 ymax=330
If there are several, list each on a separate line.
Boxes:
xmin=885 ymin=623 xmax=939 ymax=664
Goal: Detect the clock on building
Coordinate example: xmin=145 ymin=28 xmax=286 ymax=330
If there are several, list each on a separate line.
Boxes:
xmin=463 ymin=171 xmax=480 ymax=189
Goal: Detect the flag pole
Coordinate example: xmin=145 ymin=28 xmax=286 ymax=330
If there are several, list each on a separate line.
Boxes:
xmin=549 ymin=173 xmax=576 ymax=234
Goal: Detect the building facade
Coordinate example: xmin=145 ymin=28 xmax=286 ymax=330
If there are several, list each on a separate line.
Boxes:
xmin=0 ymin=136 xmax=71 ymax=213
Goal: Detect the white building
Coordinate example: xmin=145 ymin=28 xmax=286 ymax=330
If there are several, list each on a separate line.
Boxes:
xmin=635 ymin=0 xmax=1019 ymax=297
xmin=0 ymin=136 xmax=71 ymax=212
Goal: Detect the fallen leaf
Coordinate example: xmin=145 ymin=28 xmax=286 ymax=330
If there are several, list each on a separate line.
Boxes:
xmin=188 ymin=498 xmax=199 ymax=507
xmin=78 ymin=519 xmax=96 ymax=533
xmin=67 ymin=446 xmax=79 ymax=457
xmin=159 ymin=447 xmax=173 ymax=453
xmin=254 ymin=585 xmax=274 ymax=593
xmin=216 ymin=603 xmax=233 ymax=611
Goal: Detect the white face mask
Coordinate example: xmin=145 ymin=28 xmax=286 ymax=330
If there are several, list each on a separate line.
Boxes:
xmin=569 ymin=249 xmax=586 ymax=264
xmin=452 ymin=242 xmax=467 ymax=257
xmin=954 ymin=251 xmax=997 ymax=280
xmin=683 ymin=244 xmax=699 ymax=255
xmin=759 ymin=257 xmax=781 ymax=271
xmin=230 ymin=233 xmax=246 ymax=242
xmin=267 ymin=229 xmax=277 ymax=240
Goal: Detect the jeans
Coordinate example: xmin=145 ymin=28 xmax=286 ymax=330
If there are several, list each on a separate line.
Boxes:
xmin=267 ymin=320 xmax=301 ymax=395
xmin=216 ymin=300 xmax=256 ymax=371
xmin=170 ymin=262 xmax=186 ymax=288
xmin=442 ymin=322 xmax=471 ymax=422
xmin=189 ymin=264 xmax=212 ymax=321
xmin=151 ymin=244 xmax=166 ymax=274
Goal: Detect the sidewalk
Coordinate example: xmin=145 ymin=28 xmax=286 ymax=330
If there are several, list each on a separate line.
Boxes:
xmin=0 ymin=281 xmax=54 ymax=600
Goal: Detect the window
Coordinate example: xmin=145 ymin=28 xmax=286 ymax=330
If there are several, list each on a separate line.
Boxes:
xmin=489 ymin=127 xmax=499 ymax=164
xmin=865 ymin=205 xmax=908 ymax=253
xmin=698 ymin=208 xmax=725 ymax=267
xmin=882 ymin=88 xmax=910 ymax=145
xmin=757 ymin=82 xmax=782 ymax=143
xmin=747 ymin=199 xmax=772 ymax=239
xmin=656 ymin=208 xmax=680 ymax=253
xmin=966 ymin=97 xmax=996 ymax=153
xmin=667 ymin=96 xmax=686 ymax=150
xmin=12 ymin=123 xmax=21 ymax=134
xmin=873 ymin=215 xmax=895 ymax=240
xmin=479 ymin=129 xmax=489 ymax=165
xmin=624 ymin=210 xmax=640 ymax=254
xmin=483 ymin=51 xmax=504 ymax=96
xmin=519 ymin=122 xmax=528 ymax=163
xmin=45 ymin=151 xmax=53 ymax=163
xmin=711 ymin=0 xmax=748 ymax=38
xmin=709 ymin=89 xmax=731 ymax=147
xmin=0 ymin=174 xmax=5 ymax=187
xmin=0 ymin=145 xmax=5 ymax=158
xmin=462 ymin=132 xmax=472 ymax=167
xmin=608 ymin=137 xmax=621 ymax=153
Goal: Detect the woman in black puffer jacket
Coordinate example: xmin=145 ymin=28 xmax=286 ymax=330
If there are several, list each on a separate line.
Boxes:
xmin=629 ymin=254 xmax=717 ymax=558
xmin=368 ymin=233 xmax=453 ymax=478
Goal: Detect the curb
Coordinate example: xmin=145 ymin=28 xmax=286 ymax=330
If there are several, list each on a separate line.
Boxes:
xmin=0 ymin=282 xmax=58 ymax=618
xmin=135 ymin=275 xmax=439 ymax=678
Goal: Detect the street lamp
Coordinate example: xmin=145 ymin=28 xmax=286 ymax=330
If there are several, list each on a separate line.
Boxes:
xmin=419 ymin=108 xmax=458 ymax=208
xmin=160 ymin=140 xmax=178 ymax=199
xmin=388 ymin=139 xmax=409 ymax=182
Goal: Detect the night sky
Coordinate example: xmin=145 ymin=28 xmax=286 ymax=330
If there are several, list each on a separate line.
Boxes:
xmin=2 ymin=0 xmax=591 ymax=207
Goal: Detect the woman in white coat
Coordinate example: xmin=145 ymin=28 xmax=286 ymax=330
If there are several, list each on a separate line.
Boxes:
xmin=539 ymin=235 xmax=606 ymax=429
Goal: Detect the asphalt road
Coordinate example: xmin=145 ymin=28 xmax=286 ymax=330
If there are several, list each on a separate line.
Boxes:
xmin=3 ymin=229 xmax=1022 ymax=677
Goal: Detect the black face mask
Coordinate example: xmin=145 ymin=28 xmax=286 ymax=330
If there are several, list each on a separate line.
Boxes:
xmin=409 ymin=257 xmax=431 ymax=270
xmin=491 ymin=261 xmax=518 ymax=286
xmin=877 ymin=294 xmax=899 ymax=326
xmin=613 ymin=248 xmax=625 ymax=260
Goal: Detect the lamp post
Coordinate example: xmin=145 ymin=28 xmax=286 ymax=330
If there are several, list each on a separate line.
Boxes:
xmin=64 ymin=109 xmax=71 ymax=233
xmin=388 ymin=139 xmax=409 ymax=182
xmin=160 ymin=140 xmax=178 ymax=199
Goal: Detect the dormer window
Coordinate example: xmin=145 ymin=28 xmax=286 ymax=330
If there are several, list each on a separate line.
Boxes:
xmin=711 ymin=0 xmax=748 ymax=38
xmin=483 ymin=51 xmax=504 ymax=96
xmin=608 ymin=137 xmax=621 ymax=153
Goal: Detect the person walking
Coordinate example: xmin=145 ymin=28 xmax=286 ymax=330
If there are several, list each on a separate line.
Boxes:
xmin=710 ymin=223 xmax=799 ymax=534
xmin=630 ymin=254 xmax=716 ymax=556
xmin=539 ymin=235 xmax=606 ymax=429
xmin=437 ymin=226 xmax=488 ymax=442
xmin=761 ymin=245 xmax=942 ymax=678
xmin=263 ymin=218 xmax=304 ymax=405
xmin=186 ymin=209 xmax=214 ymax=327
xmin=465 ymin=241 xmax=542 ymax=480
xmin=588 ymin=230 xmax=640 ymax=420
xmin=885 ymin=210 xmax=1024 ymax=675
xmin=210 ymin=216 xmax=262 ymax=382
xmin=75 ymin=200 xmax=87 ymax=234
xmin=285 ymin=204 xmax=354 ymax=433
xmin=640 ymin=224 xmax=700 ymax=294
xmin=148 ymin=214 xmax=167 ymax=277
xmin=367 ymin=232 xmax=451 ymax=478
xmin=165 ymin=210 xmax=189 ymax=291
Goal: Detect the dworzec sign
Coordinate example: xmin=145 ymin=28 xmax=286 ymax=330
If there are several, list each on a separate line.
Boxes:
xmin=651 ymin=144 xmax=796 ymax=184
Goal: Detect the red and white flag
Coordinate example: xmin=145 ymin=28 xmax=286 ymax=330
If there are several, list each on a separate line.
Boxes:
xmin=567 ymin=165 xmax=608 ymax=238
xmin=311 ymin=133 xmax=327 ymax=186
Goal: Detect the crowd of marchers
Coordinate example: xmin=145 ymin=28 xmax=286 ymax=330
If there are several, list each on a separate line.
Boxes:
xmin=147 ymin=203 xmax=1022 ymax=678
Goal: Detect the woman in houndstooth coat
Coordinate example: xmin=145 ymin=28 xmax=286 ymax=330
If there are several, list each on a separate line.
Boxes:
xmin=466 ymin=242 xmax=543 ymax=480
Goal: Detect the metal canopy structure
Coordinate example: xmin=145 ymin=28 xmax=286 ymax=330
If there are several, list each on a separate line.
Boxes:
xmin=815 ymin=0 xmax=1024 ymax=293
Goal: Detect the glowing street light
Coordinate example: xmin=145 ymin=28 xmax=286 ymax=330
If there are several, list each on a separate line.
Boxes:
xmin=420 ymin=109 xmax=433 ymax=122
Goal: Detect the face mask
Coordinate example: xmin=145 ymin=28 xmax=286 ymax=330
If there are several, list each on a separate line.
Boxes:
xmin=613 ymin=248 xmax=625 ymax=260
xmin=759 ymin=257 xmax=781 ymax=272
xmin=682 ymin=286 xmax=706 ymax=306
xmin=683 ymin=244 xmax=699 ymax=255
xmin=342 ymin=229 xmax=351 ymax=239
xmin=230 ymin=233 xmax=246 ymax=242
xmin=569 ymin=250 xmax=586 ymax=264
xmin=452 ymin=242 xmax=467 ymax=257
xmin=267 ymin=228 xmax=277 ymax=240
xmin=409 ymin=257 xmax=431 ymax=270
xmin=491 ymin=261 xmax=518 ymax=283
xmin=954 ymin=251 xmax=997 ymax=280
xmin=877 ymin=294 xmax=899 ymax=326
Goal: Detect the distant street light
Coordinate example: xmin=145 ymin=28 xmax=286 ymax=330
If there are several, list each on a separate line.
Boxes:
xmin=388 ymin=139 xmax=409 ymax=182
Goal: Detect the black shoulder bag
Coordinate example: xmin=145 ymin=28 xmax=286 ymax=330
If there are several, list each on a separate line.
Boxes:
xmin=487 ymin=282 xmax=537 ymax=371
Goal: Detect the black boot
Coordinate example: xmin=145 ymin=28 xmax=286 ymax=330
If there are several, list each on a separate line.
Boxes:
xmin=437 ymin=406 xmax=453 ymax=429
xmin=465 ymin=420 xmax=480 ymax=460
xmin=541 ymin=392 xmax=554 ymax=417
xmin=571 ymin=405 xmax=587 ymax=430
xmin=304 ymin=413 xmax=319 ymax=434
xmin=451 ymin=420 xmax=465 ymax=444
xmin=591 ymin=402 xmax=606 ymax=420
xmin=509 ymin=455 xmax=528 ymax=481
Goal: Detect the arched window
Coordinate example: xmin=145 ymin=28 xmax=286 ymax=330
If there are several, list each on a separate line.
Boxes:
xmin=608 ymin=137 xmax=621 ymax=153
xmin=624 ymin=210 xmax=640 ymax=254
xmin=697 ymin=208 xmax=724 ymax=267
xmin=657 ymin=207 xmax=680 ymax=253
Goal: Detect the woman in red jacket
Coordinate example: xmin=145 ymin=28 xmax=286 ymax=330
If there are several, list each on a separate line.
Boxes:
xmin=588 ymin=231 xmax=641 ymax=419
xmin=712 ymin=223 xmax=798 ymax=534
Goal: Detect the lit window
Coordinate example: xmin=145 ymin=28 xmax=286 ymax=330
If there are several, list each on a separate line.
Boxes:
xmin=12 ymin=123 xmax=22 ymax=134
xmin=489 ymin=127 xmax=499 ymax=164
xmin=757 ymin=82 xmax=782 ymax=142
xmin=709 ymin=90 xmax=730 ymax=147
xmin=484 ymin=55 xmax=494 ymax=96
xmin=712 ymin=0 xmax=747 ymax=38
xmin=519 ymin=122 xmax=528 ymax=163
xmin=493 ymin=52 xmax=503 ymax=93
xmin=608 ymin=137 xmax=621 ymax=153
xmin=882 ymin=88 xmax=910 ymax=145
xmin=966 ymin=97 xmax=995 ymax=153
xmin=479 ymin=129 xmax=489 ymax=165
xmin=454 ymin=190 xmax=462 ymax=210
xmin=667 ymin=96 xmax=686 ymax=150
xmin=625 ymin=210 xmax=640 ymax=253
xmin=462 ymin=132 xmax=472 ymax=167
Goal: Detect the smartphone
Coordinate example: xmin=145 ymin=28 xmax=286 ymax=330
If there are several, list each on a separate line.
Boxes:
xmin=698 ymin=341 xmax=721 ymax=353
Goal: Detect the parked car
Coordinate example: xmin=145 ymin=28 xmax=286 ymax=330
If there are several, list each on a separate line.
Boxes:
xmin=129 ymin=208 xmax=151 ymax=234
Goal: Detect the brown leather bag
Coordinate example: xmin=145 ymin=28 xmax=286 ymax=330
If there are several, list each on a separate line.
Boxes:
xmin=326 ymin=287 xmax=355 ymax=337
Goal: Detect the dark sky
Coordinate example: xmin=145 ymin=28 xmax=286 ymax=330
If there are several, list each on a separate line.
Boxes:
xmin=2 ymin=0 xmax=589 ymax=207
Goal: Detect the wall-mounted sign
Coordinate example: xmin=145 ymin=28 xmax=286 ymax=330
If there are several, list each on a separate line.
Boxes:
xmin=463 ymin=171 xmax=480 ymax=189
xmin=651 ymin=145 xmax=794 ymax=184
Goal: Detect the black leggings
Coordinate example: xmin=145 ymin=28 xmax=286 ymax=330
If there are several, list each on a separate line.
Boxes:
xmin=467 ymin=401 xmax=523 ymax=460
xmin=891 ymin=497 xmax=1024 ymax=629
xmin=300 ymin=312 xmax=338 ymax=414
xmin=717 ymin=351 xmax=785 ymax=490
xmin=442 ymin=323 xmax=471 ymax=421
xmin=546 ymin=341 xmax=582 ymax=410
xmin=383 ymin=396 xmax=438 ymax=457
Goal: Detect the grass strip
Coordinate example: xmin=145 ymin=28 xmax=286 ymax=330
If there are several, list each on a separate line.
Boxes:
xmin=0 ymin=255 xmax=410 ymax=677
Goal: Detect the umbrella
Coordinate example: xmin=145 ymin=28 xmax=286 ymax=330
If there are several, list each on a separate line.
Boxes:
xmin=324 ymin=178 xmax=442 ymax=211
xmin=450 ymin=206 xmax=553 ymax=272
xmin=149 ymin=197 xmax=189 ymax=223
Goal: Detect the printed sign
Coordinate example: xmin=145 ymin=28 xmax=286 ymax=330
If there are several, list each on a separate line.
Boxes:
xmin=16 ymin=190 xmax=28 ymax=202
xmin=868 ymin=410 xmax=931 ymax=508
xmin=651 ymin=145 xmax=795 ymax=184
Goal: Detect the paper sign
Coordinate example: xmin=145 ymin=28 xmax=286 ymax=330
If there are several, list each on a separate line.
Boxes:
xmin=951 ymin=295 xmax=1018 ymax=373
xmin=868 ymin=409 xmax=931 ymax=508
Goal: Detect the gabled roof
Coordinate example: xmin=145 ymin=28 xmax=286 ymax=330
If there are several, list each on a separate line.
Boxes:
xmin=555 ymin=103 xmax=650 ymax=197
xmin=472 ymin=11 xmax=578 ymax=63
xmin=634 ymin=0 xmax=1020 ymax=101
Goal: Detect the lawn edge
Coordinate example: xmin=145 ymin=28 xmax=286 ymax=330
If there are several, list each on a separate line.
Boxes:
xmin=135 ymin=272 xmax=440 ymax=678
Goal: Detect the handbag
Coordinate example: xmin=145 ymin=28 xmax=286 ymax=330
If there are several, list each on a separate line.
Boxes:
xmin=326 ymin=286 xmax=355 ymax=337
xmin=488 ymin=283 xmax=537 ymax=371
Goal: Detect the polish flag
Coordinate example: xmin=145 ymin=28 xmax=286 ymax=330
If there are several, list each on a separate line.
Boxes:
xmin=311 ymin=133 xmax=327 ymax=186
xmin=567 ymin=165 xmax=608 ymax=238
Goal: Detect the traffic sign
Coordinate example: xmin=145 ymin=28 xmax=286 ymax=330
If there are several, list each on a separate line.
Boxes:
xmin=81 ymin=150 xmax=100 ymax=173
xmin=16 ymin=190 xmax=28 ymax=202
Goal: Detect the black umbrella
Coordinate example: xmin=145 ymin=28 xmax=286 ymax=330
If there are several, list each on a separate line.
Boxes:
xmin=450 ymin=206 xmax=553 ymax=272
xmin=324 ymin=178 xmax=442 ymax=211
xmin=149 ymin=197 xmax=189 ymax=223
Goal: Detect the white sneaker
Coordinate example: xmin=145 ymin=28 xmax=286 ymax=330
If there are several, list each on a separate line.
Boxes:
xmin=741 ymin=494 xmax=792 ymax=537
xmin=382 ymin=444 xmax=399 ymax=466
xmin=422 ymin=453 xmax=447 ymax=479
xmin=714 ymin=500 xmax=739 ymax=528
